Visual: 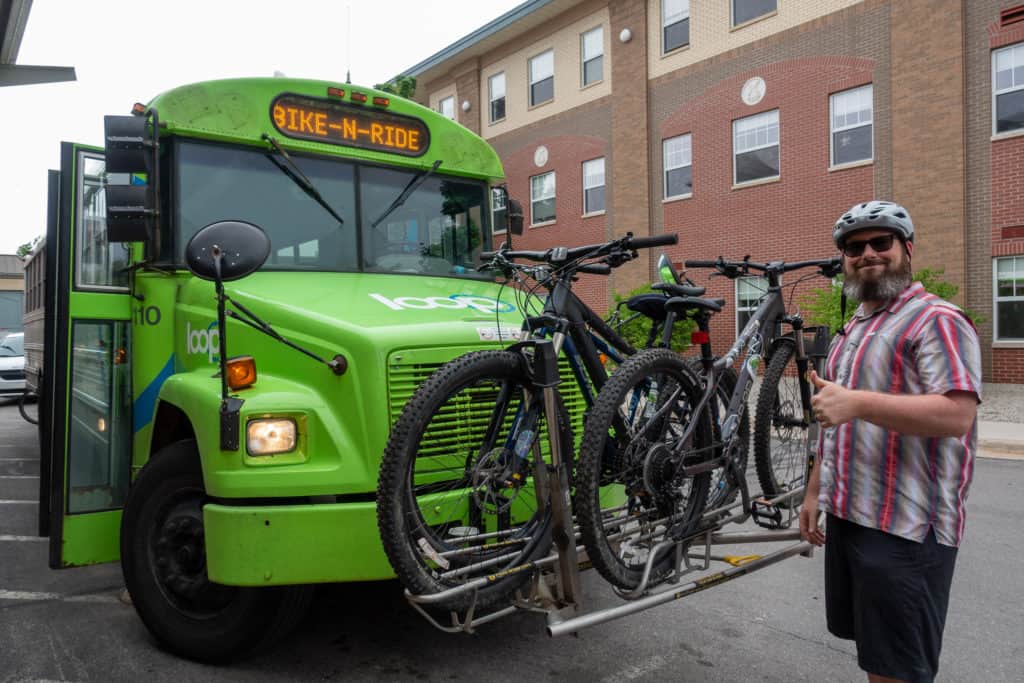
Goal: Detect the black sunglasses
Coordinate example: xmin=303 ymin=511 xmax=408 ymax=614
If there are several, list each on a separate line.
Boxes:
xmin=841 ymin=234 xmax=896 ymax=257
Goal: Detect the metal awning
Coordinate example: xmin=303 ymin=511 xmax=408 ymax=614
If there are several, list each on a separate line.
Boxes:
xmin=1 ymin=0 xmax=76 ymax=87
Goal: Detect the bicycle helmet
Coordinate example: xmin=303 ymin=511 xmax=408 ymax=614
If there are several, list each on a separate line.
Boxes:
xmin=832 ymin=200 xmax=914 ymax=247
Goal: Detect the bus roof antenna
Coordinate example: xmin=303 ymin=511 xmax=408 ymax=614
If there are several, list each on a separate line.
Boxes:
xmin=345 ymin=4 xmax=352 ymax=84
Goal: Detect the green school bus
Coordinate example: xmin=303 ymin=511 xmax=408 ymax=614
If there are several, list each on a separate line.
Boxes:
xmin=28 ymin=77 xmax=528 ymax=661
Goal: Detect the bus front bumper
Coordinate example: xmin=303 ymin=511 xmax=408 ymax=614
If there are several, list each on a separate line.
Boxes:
xmin=202 ymin=501 xmax=394 ymax=586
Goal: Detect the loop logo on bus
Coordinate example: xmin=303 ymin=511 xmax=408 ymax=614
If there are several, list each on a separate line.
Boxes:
xmin=186 ymin=321 xmax=220 ymax=364
xmin=369 ymin=293 xmax=516 ymax=314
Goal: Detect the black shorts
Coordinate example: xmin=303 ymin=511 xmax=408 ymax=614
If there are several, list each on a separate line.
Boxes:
xmin=825 ymin=514 xmax=958 ymax=683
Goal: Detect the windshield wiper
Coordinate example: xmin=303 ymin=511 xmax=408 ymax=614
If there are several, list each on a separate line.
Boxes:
xmin=370 ymin=160 xmax=442 ymax=228
xmin=262 ymin=133 xmax=346 ymax=225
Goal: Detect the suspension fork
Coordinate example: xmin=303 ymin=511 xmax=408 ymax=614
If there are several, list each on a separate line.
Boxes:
xmin=783 ymin=313 xmax=819 ymax=485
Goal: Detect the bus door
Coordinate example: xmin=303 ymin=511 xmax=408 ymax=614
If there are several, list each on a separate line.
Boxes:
xmin=41 ymin=143 xmax=133 ymax=568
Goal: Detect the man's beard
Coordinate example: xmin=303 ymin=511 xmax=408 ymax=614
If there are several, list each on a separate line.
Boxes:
xmin=843 ymin=254 xmax=912 ymax=303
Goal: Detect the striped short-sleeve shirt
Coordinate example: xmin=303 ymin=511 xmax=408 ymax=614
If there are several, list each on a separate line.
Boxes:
xmin=817 ymin=282 xmax=982 ymax=547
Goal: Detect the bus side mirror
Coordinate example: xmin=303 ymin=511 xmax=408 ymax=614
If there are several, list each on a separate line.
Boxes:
xmin=104 ymin=114 xmax=157 ymax=242
xmin=185 ymin=221 xmax=271 ymax=283
xmin=507 ymin=199 xmax=524 ymax=236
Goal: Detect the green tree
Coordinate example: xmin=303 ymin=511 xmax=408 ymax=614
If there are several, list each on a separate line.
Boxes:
xmin=16 ymin=238 xmax=40 ymax=258
xmin=801 ymin=267 xmax=986 ymax=335
xmin=609 ymin=285 xmax=696 ymax=351
xmin=374 ymin=75 xmax=417 ymax=100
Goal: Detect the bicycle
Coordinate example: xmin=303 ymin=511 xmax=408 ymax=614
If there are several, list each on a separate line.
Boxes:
xmin=375 ymin=231 xmax=677 ymax=612
xmin=576 ymin=255 xmax=840 ymax=591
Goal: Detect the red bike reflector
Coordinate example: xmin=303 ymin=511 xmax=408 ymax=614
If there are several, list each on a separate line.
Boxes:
xmin=691 ymin=331 xmax=710 ymax=345
xmin=327 ymin=87 xmax=345 ymax=98
xmin=350 ymin=91 xmax=368 ymax=103
xmin=372 ymin=96 xmax=390 ymax=107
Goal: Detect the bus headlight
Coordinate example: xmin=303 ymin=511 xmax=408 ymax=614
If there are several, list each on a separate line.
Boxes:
xmin=246 ymin=418 xmax=297 ymax=455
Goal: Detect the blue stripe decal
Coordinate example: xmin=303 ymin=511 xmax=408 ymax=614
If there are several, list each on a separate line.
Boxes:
xmin=133 ymin=354 xmax=175 ymax=433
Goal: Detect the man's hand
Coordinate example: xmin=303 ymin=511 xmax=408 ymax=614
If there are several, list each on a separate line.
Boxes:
xmin=799 ymin=494 xmax=825 ymax=547
xmin=810 ymin=370 xmax=860 ymax=429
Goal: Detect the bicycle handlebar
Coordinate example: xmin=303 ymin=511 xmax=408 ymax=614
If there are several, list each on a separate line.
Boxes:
xmin=684 ymin=256 xmax=841 ymax=278
xmin=480 ymin=232 xmax=678 ymax=267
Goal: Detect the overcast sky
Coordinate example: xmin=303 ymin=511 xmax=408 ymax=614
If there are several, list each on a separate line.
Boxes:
xmin=0 ymin=0 xmax=524 ymax=254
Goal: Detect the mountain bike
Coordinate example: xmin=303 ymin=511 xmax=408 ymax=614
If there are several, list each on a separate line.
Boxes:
xmin=576 ymin=255 xmax=839 ymax=591
xmin=375 ymin=232 xmax=677 ymax=612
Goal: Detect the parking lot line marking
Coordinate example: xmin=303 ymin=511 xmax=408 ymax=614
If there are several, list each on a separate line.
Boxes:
xmin=0 ymin=535 xmax=46 ymax=542
xmin=0 ymin=475 xmax=39 ymax=479
xmin=0 ymin=589 xmax=118 ymax=604
xmin=0 ymin=457 xmax=38 ymax=461
xmin=0 ymin=499 xmax=37 ymax=504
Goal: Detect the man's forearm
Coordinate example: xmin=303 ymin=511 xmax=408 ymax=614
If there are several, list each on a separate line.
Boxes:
xmin=852 ymin=391 xmax=976 ymax=438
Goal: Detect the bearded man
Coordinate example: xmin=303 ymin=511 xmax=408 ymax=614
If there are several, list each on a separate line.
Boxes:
xmin=799 ymin=201 xmax=981 ymax=683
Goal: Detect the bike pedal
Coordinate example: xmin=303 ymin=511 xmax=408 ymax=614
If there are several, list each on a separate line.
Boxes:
xmin=750 ymin=499 xmax=784 ymax=530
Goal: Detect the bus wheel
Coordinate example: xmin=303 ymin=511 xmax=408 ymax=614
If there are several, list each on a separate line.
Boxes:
xmin=120 ymin=439 xmax=312 ymax=663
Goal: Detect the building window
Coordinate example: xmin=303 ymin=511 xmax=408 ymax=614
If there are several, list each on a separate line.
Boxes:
xmin=830 ymin=84 xmax=873 ymax=166
xmin=438 ymin=96 xmax=455 ymax=120
xmin=732 ymin=0 xmax=776 ymax=26
xmin=993 ymin=42 xmax=1024 ymax=134
xmin=529 ymin=50 xmax=554 ymax=106
xmin=489 ymin=73 xmax=506 ymax=123
xmin=492 ymin=188 xmax=507 ymax=234
xmin=530 ymin=171 xmax=556 ymax=224
xmin=662 ymin=0 xmax=690 ymax=53
xmin=736 ymin=276 xmax=768 ymax=332
xmin=581 ymin=27 xmax=604 ymax=86
xmin=663 ymin=134 xmax=692 ymax=199
xmin=995 ymin=256 xmax=1024 ymax=340
xmin=733 ymin=109 xmax=779 ymax=184
xmin=582 ymin=158 xmax=605 ymax=214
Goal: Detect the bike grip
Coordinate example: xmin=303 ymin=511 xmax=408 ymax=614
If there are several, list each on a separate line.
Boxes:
xmin=577 ymin=263 xmax=612 ymax=275
xmin=479 ymin=251 xmax=497 ymax=261
xmin=626 ymin=233 xmax=678 ymax=250
xmin=684 ymin=260 xmax=719 ymax=268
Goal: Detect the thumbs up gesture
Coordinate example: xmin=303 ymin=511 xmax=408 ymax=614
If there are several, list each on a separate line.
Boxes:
xmin=809 ymin=370 xmax=859 ymax=429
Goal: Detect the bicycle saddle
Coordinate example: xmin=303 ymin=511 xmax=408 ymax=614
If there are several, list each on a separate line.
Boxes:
xmin=665 ymin=295 xmax=724 ymax=314
xmin=626 ymin=293 xmax=671 ymax=321
xmin=652 ymin=282 xmax=706 ymax=297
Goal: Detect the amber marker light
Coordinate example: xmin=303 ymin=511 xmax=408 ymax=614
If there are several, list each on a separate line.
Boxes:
xmin=350 ymin=91 xmax=368 ymax=103
xmin=327 ymin=87 xmax=346 ymax=98
xmin=372 ymin=96 xmax=390 ymax=107
xmin=226 ymin=356 xmax=257 ymax=390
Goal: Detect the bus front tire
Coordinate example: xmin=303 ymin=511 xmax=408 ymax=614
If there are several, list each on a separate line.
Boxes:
xmin=120 ymin=439 xmax=312 ymax=663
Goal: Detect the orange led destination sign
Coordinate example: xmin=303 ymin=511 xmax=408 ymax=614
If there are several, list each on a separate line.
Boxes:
xmin=270 ymin=94 xmax=429 ymax=157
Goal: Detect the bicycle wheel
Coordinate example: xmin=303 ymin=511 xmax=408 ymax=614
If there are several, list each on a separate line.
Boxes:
xmin=577 ymin=348 xmax=712 ymax=590
xmin=376 ymin=350 xmax=572 ymax=612
xmin=753 ymin=338 xmax=812 ymax=503
xmin=686 ymin=360 xmax=748 ymax=511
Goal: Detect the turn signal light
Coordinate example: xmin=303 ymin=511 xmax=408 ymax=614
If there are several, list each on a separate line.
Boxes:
xmin=226 ymin=356 xmax=257 ymax=390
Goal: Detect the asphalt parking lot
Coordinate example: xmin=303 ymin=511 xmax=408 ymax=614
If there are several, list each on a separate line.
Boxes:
xmin=1 ymin=399 xmax=1022 ymax=682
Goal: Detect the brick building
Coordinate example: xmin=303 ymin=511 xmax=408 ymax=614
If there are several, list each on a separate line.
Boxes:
xmin=403 ymin=0 xmax=1024 ymax=382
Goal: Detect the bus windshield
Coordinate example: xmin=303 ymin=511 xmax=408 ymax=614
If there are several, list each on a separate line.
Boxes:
xmin=171 ymin=140 xmax=491 ymax=277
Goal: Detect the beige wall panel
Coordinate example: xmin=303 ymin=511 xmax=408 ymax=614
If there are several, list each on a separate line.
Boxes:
xmin=476 ymin=8 xmax=612 ymax=140
xmin=647 ymin=0 xmax=864 ymax=78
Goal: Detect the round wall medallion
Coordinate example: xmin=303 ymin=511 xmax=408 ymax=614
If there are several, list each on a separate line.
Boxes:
xmin=741 ymin=77 xmax=766 ymax=106
xmin=534 ymin=145 xmax=549 ymax=167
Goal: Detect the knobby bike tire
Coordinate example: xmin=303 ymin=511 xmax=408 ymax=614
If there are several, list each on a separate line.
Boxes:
xmin=376 ymin=350 xmax=572 ymax=612
xmin=753 ymin=338 xmax=813 ymax=503
xmin=686 ymin=360 xmax=748 ymax=511
xmin=577 ymin=348 xmax=712 ymax=590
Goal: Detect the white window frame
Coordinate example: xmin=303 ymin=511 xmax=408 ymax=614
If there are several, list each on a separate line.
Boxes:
xmin=529 ymin=49 xmax=555 ymax=107
xmin=662 ymin=0 xmax=690 ymax=54
xmin=581 ymin=26 xmax=604 ymax=87
xmin=733 ymin=109 xmax=780 ymax=185
xmin=530 ymin=171 xmax=556 ymax=225
xmin=663 ymin=134 xmax=693 ymax=199
xmin=994 ymin=256 xmax=1024 ymax=341
xmin=732 ymin=0 xmax=777 ymax=27
xmin=736 ymin=276 xmax=768 ymax=333
xmin=438 ymin=96 xmax=455 ymax=120
xmin=582 ymin=157 xmax=605 ymax=215
xmin=992 ymin=42 xmax=1024 ymax=136
xmin=830 ymin=84 xmax=873 ymax=167
xmin=488 ymin=72 xmax=506 ymax=124
xmin=492 ymin=188 xmax=507 ymax=235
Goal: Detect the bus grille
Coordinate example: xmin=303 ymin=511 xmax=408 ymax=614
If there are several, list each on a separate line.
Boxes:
xmin=387 ymin=357 xmax=587 ymax=458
